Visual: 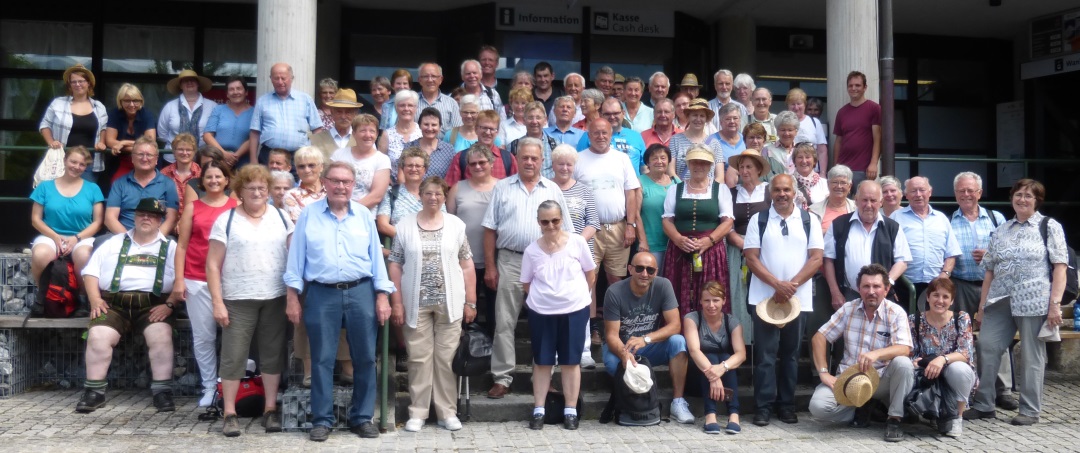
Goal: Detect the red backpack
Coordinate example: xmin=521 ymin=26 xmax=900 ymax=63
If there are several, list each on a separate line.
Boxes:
xmin=31 ymin=255 xmax=79 ymax=318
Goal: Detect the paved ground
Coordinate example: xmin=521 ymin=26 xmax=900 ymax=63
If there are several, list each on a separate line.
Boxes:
xmin=1 ymin=370 xmax=1077 ymax=452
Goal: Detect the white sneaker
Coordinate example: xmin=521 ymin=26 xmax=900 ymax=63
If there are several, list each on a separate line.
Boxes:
xmin=404 ymin=418 xmax=424 ymax=432
xmin=670 ymin=398 xmax=695 ymax=424
xmin=580 ymin=352 xmax=596 ymax=370
xmin=198 ymin=387 xmax=216 ymax=407
xmin=438 ymin=416 xmax=463 ymax=431
xmin=946 ymin=419 xmax=962 ymax=438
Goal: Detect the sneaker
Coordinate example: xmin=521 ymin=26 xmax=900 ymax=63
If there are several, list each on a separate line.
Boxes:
xmin=703 ymin=422 xmax=721 ymax=434
xmin=962 ymin=408 xmax=996 ymax=420
xmin=302 ymin=375 xmax=311 ymax=388
xmin=404 ymin=418 xmax=424 ymax=432
xmin=670 ymin=399 xmax=695 ymax=424
xmin=884 ymin=419 xmax=903 ymax=442
xmin=1010 ymin=414 xmax=1039 ymax=426
xmin=725 ymin=421 xmax=741 ymax=435
xmin=351 ymin=421 xmax=380 ymax=438
xmin=153 ymin=391 xmax=176 ymax=412
xmin=75 ymin=389 xmax=106 ymax=413
xmin=396 ymin=352 xmax=409 ymax=372
xmin=438 ymin=417 xmax=462 ymax=431
xmin=309 ymin=425 xmax=330 ymax=442
xmin=222 ymin=414 xmax=241 ymax=437
xmin=263 ymin=409 xmax=282 ymax=433
xmin=198 ymin=386 xmax=216 ymax=407
xmin=996 ymin=393 xmax=1019 ymax=411
xmin=945 ymin=418 xmax=962 ymax=438
xmin=528 ymin=413 xmax=544 ymax=430
xmin=580 ymin=353 xmax=596 ymax=370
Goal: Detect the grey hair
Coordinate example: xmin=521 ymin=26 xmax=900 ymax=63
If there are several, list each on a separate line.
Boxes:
xmin=516 ymin=137 xmax=544 ymax=156
xmin=713 ymin=69 xmax=733 ymax=81
xmin=319 ymin=78 xmax=338 ymax=91
xmin=733 ymin=73 xmax=755 ymax=90
xmin=417 ymin=62 xmax=442 ymax=76
xmin=773 ymin=110 xmax=800 ymax=129
xmin=458 ymin=94 xmax=480 ymax=109
xmin=718 ymin=102 xmax=741 ymax=117
xmin=654 ymin=98 xmax=674 ymax=112
xmin=753 ymin=87 xmax=772 ymax=98
xmin=537 ymin=199 xmax=562 ymax=216
xmin=596 ymin=66 xmax=615 ymax=77
xmin=293 ymin=146 xmax=326 ymax=167
xmin=827 ymin=164 xmax=853 ymax=182
xmin=953 ymin=171 xmax=983 ymax=190
xmin=465 ymin=142 xmax=495 ymax=163
xmin=271 ymin=170 xmax=295 ymax=186
xmin=648 ymin=72 xmax=669 ymax=87
xmin=878 ymin=175 xmax=902 ymax=190
xmin=394 ymin=89 xmax=419 ymax=105
xmin=903 ymin=176 xmax=932 ymax=192
xmin=580 ymin=88 xmax=605 ymax=107
xmin=554 ymin=95 xmax=575 ymax=108
xmin=550 ymin=144 xmax=578 ymax=164
xmin=322 ymin=160 xmax=356 ymax=179
xmin=371 ymin=76 xmax=391 ymax=91
xmin=512 ymin=71 xmax=534 ymax=85
xmin=857 ymin=179 xmax=883 ymax=198
xmin=460 ymin=59 xmax=481 ymax=75
xmin=563 ymin=72 xmax=585 ymax=86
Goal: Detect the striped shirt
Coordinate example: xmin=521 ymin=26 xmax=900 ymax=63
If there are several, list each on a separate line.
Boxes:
xmin=820 ymin=298 xmax=913 ymax=376
xmin=561 ymin=180 xmax=600 ymax=256
xmin=250 ymin=90 xmax=322 ymax=151
xmin=949 ymin=206 xmax=1005 ymax=281
xmin=481 ymin=176 xmax=572 ymax=252
xmin=419 ymin=92 xmax=462 ymax=135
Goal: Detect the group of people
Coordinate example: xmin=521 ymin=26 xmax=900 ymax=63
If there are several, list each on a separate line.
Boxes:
xmin=29 ymin=48 xmax=1070 ymax=443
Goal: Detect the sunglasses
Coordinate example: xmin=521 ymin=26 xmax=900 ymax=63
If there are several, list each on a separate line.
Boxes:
xmin=632 ymin=265 xmax=658 ymax=275
xmin=539 ymin=218 xmax=561 ymax=227
xmin=780 ymin=219 xmax=789 ymax=236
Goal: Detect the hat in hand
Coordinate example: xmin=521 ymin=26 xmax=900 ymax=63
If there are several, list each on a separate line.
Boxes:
xmin=833 ymin=366 xmax=880 ymax=408
xmin=756 ymin=295 xmax=802 ymax=328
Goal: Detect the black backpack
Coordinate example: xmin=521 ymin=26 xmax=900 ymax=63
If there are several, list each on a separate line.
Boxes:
xmin=1039 ymin=216 xmax=1079 ymax=304
xmin=30 ymin=254 xmax=80 ymax=318
xmin=600 ymin=355 xmax=662 ymax=427
xmin=452 ymin=323 xmax=492 ymax=377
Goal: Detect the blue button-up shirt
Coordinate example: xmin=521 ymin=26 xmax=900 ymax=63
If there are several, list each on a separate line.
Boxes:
xmin=106 ymin=171 xmax=179 ymax=230
xmin=545 ymin=125 xmax=585 ymax=148
xmin=949 ymin=206 xmax=1005 ymax=281
xmin=250 ymin=90 xmax=322 ymax=151
xmin=575 ymin=127 xmax=646 ymax=175
xmin=284 ymin=199 xmax=395 ymax=295
xmin=890 ymin=205 xmax=962 ymax=284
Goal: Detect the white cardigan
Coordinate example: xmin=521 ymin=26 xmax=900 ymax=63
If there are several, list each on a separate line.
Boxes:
xmin=395 ymin=212 xmax=469 ymax=328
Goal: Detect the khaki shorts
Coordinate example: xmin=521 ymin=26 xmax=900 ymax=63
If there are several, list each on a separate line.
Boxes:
xmin=594 ymin=221 xmax=630 ymax=277
xmin=89 ymin=291 xmax=174 ymax=336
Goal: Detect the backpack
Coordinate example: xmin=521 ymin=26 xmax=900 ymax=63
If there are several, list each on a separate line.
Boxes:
xmin=1039 ymin=216 xmax=1079 ymax=304
xmin=757 ymin=208 xmax=811 ymax=242
xmin=30 ymin=254 xmax=80 ymax=318
xmin=600 ymin=355 xmax=662 ymax=427
xmin=199 ymin=372 xmax=266 ymax=421
xmin=451 ymin=323 xmax=492 ymax=377
xmin=543 ymin=389 xmax=585 ymax=425
xmin=458 ymin=146 xmax=513 ymax=177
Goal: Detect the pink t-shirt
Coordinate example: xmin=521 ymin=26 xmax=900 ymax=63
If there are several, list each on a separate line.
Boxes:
xmin=833 ymin=100 xmax=881 ymax=171
xmin=519 ymin=233 xmax=596 ymax=315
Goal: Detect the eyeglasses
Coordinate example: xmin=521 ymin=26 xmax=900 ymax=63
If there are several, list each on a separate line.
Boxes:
xmin=829 ymin=180 xmax=851 ymax=187
xmin=121 ymin=99 xmax=143 ymax=105
xmin=325 ymin=178 xmax=354 ymax=187
xmin=468 ymin=160 xmax=489 ymax=167
xmin=477 ymin=126 xmax=498 ymax=133
xmin=69 ymin=80 xmax=88 ymax=86
xmin=1013 ymin=192 xmax=1036 ymax=200
xmin=601 ymin=111 xmax=622 ymax=117
xmin=243 ymin=186 xmax=268 ymax=193
xmin=539 ymin=218 xmax=561 ymax=227
xmin=134 ymin=153 xmax=156 ymax=160
xmin=632 ymin=265 xmax=658 ymax=275
xmin=780 ymin=219 xmax=789 ymax=236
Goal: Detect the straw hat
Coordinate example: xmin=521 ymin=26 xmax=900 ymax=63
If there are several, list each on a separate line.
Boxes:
xmin=614 ymin=73 xmax=626 ymax=84
xmin=167 ymin=69 xmax=212 ymax=95
xmin=63 ymin=64 xmax=95 ymax=87
xmin=728 ymin=149 xmax=770 ymax=175
xmin=324 ymin=88 xmax=364 ymax=109
xmin=756 ymin=295 xmax=801 ymax=327
xmin=679 ymin=73 xmax=702 ymax=88
xmin=684 ymin=98 xmax=715 ymax=122
xmin=623 ymin=360 xmax=654 ymax=394
xmin=833 ymin=366 xmax=880 ymax=408
xmin=685 ymin=146 xmax=715 ymax=164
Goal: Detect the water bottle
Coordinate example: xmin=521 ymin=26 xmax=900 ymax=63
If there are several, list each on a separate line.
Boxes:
xmin=692 ymin=253 xmax=703 ymax=272
xmin=1073 ymin=304 xmax=1079 ymax=331
xmin=92 ymin=152 xmax=105 ymax=172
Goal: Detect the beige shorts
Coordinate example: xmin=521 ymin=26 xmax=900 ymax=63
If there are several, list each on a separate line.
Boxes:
xmin=594 ymin=221 xmax=630 ymax=277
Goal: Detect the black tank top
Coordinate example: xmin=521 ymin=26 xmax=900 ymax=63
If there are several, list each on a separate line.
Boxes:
xmin=67 ymin=112 xmax=98 ymax=148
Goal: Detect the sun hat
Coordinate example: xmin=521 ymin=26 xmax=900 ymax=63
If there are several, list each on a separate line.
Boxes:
xmin=756 ymin=295 xmax=802 ymax=327
xmin=63 ymin=64 xmax=95 ymax=87
xmin=623 ymin=360 xmax=654 ymax=394
xmin=685 ymin=146 xmax=715 ymax=164
xmin=833 ymin=366 xmax=880 ymax=408
xmin=728 ymin=149 xmax=770 ymax=175
xmin=324 ymin=88 xmax=364 ymax=109
xmin=167 ymin=69 xmax=212 ymax=95
xmin=684 ymin=98 xmax=715 ymax=122
xmin=679 ymin=73 xmax=702 ymax=88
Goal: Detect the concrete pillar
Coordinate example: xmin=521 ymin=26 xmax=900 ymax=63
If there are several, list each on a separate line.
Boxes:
xmin=825 ymin=0 xmax=879 ymax=148
xmin=315 ymin=0 xmax=342 ymax=88
xmin=256 ymin=0 xmax=317 ymax=97
xmin=717 ymin=16 xmax=757 ymax=75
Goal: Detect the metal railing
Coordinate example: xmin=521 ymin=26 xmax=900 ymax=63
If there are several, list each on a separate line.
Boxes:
xmin=0 ymin=145 xmax=171 ymax=202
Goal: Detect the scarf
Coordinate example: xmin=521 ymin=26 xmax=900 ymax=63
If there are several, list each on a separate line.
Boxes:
xmin=794 ymin=171 xmax=820 ymax=210
xmin=178 ymin=99 xmax=203 ymax=140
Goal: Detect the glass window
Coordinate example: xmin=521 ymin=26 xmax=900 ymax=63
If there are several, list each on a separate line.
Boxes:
xmin=917 ymin=106 xmax=989 ymax=150
xmin=501 ymin=33 xmax=582 ymax=82
xmin=0 ymin=78 xmax=66 ymax=121
xmin=1 ymin=20 xmax=92 ymax=70
xmin=916 ymin=59 xmax=989 ymax=105
xmin=103 ymin=24 xmax=195 ymax=74
xmin=348 ymin=34 xmax=437 ymax=83
xmin=589 ymin=36 xmax=670 ymax=82
xmin=97 ymin=82 xmax=172 ymax=119
xmin=0 ymin=131 xmax=48 ymax=181
xmin=204 ymin=28 xmax=257 ymax=77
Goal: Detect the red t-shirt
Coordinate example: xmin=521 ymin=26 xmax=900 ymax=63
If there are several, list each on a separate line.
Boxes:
xmin=184 ymin=198 xmax=238 ymax=281
xmin=833 ymin=100 xmax=881 ymax=171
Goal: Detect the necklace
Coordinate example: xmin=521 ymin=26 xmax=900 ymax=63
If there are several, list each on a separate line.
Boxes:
xmin=242 ymin=204 xmax=266 ymax=219
xmin=687 ymin=181 xmax=708 ymax=191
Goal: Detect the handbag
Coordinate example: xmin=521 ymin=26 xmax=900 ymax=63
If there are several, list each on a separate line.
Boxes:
xmin=33 ymin=146 xmax=66 ymax=188
xmin=452 ymin=323 xmax=492 ymax=377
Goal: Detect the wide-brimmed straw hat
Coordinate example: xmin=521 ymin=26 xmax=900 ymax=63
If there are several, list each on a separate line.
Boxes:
xmin=679 ymin=73 xmax=702 ymax=88
xmin=756 ymin=295 xmax=802 ymax=327
xmin=684 ymin=98 xmax=715 ymax=122
xmin=324 ymin=88 xmax=364 ymax=108
xmin=685 ymin=146 xmax=715 ymax=164
xmin=63 ymin=64 xmax=96 ymax=87
xmin=833 ymin=366 xmax=880 ymax=408
xmin=167 ymin=69 xmax=212 ymax=95
xmin=728 ymin=149 xmax=770 ymax=175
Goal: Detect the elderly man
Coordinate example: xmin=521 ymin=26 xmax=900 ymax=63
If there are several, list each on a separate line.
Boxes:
xmin=482 ymin=139 xmax=572 ymax=399
xmin=284 ymin=161 xmax=396 ymax=442
xmin=642 ymin=99 xmax=681 ymax=148
xmin=708 ymin=69 xmax=749 ymax=132
xmin=575 ymin=119 xmax=642 ymax=285
xmin=622 ymin=77 xmax=654 ymax=133
xmin=545 ymin=96 xmax=585 ymax=147
xmin=833 ymin=71 xmax=882 ymax=186
xmin=77 ymin=198 xmax=179 ymax=413
xmin=310 ymin=89 xmax=361 ymax=160
xmin=104 ymin=137 xmax=179 ymax=235
xmin=810 ymin=263 xmax=914 ymax=442
xmin=549 ymin=73 xmax=585 ymax=126
xmin=444 ymin=111 xmax=518 ymax=186
xmin=890 ymin=176 xmax=961 ymax=307
xmin=532 ymin=62 xmax=563 ymax=115
xmin=602 ymin=252 xmax=695 ymax=424
xmin=249 ymin=63 xmax=322 ymax=165
xmin=462 ymin=59 xmax=505 ymax=121
xmin=678 ymin=73 xmax=702 ymax=99
xmin=744 ymin=174 xmax=824 ymax=426
xmin=417 ymin=62 xmax=462 ymax=135
xmin=645 ymin=71 xmax=670 ymax=108
xmin=949 ymin=172 xmax=1016 ymax=411
xmin=748 ymin=87 xmax=778 ymax=143
xmin=595 ymin=66 xmax=616 ymax=97
xmin=575 ymin=99 xmax=647 ymax=174
xmin=508 ymin=101 xmax=557 ymax=178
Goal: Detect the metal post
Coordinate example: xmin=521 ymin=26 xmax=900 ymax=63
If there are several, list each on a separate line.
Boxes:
xmin=379 ymin=320 xmax=389 ymax=432
xmin=879 ymin=0 xmax=895 ymax=176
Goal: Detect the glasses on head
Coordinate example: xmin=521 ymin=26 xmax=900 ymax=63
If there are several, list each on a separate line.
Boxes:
xmin=325 ymin=178 xmax=354 ymax=187
xmin=477 ymin=126 xmax=498 ymax=133
xmin=780 ymin=219 xmax=789 ymax=236
xmin=468 ymin=160 xmax=489 ymax=167
xmin=632 ymin=265 xmax=658 ymax=276
xmin=795 ymin=141 xmax=815 ymax=148
xmin=539 ymin=218 xmax=561 ymax=227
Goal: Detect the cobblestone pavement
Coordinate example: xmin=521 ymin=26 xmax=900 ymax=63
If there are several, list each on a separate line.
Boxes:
xmin=1 ymin=371 xmax=1077 ymax=452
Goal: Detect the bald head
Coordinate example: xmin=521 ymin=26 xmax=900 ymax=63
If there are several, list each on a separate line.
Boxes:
xmin=587 ymin=118 xmax=612 ymax=153
xmin=270 ymin=63 xmax=293 ymax=96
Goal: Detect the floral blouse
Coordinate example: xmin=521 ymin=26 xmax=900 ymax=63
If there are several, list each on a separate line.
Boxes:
xmin=909 ymin=311 xmax=978 ymax=395
xmin=282 ymin=184 xmax=327 ymax=223
xmin=982 ymin=212 xmax=1068 ymax=316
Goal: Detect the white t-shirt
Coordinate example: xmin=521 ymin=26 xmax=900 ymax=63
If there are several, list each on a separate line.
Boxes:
xmin=796 ymin=115 xmax=828 ymax=146
xmin=208 ymin=208 xmax=295 ymax=300
xmin=331 ymin=147 xmax=391 ymax=203
xmin=519 ymin=233 xmax=596 ymax=315
xmin=743 ymin=207 xmax=824 ymax=310
xmin=573 ymin=149 xmax=641 ymax=223
xmin=84 ymin=232 xmax=176 ymax=293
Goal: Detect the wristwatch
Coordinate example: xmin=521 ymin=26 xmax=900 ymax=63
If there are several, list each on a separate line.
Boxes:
xmin=943 ymin=355 xmax=951 ymax=365
xmin=165 ymin=301 xmax=175 ymax=309
xmin=628 ymin=221 xmax=638 ymax=228
xmin=643 ymin=335 xmax=652 ymax=344
xmin=819 ymin=367 xmax=829 ymax=374
xmin=465 ymin=303 xmax=477 ymax=309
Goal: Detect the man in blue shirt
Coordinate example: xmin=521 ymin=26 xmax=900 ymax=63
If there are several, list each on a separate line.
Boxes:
xmin=575 ymin=98 xmax=646 ymax=175
xmin=889 ymin=176 xmax=961 ymax=308
xmin=544 ymin=96 xmax=585 ymax=148
xmin=104 ymin=137 xmax=179 ymax=235
xmin=284 ymin=161 xmax=395 ymax=442
xmin=249 ymin=62 xmax=323 ymax=165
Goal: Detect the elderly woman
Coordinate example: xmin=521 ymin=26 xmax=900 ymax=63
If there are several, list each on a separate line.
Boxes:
xmin=317 ymin=78 xmax=338 ymax=131
xmin=968 ymin=179 xmax=1068 ymax=427
xmin=270 ymin=170 xmax=294 ymax=209
xmin=335 ymin=114 xmax=391 ymax=208
xmin=378 ymin=90 xmax=422 ymax=180
xmin=764 ymin=111 xmax=799 ymax=175
xmin=792 ymin=142 xmax=830 ymax=210
xmin=29 ymin=146 xmax=104 ymax=282
xmin=158 ymin=70 xmax=217 ymax=165
xmin=206 ymin=164 xmax=295 ymax=436
xmin=446 ymin=145 xmax=498 ymax=335
xmin=572 ymin=88 xmax=605 ymax=130
xmin=204 ymin=76 xmax=254 ymax=167
xmin=909 ymin=277 xmax=977 ymax=437
xmin=389 ymin=176 xmax=475 ymax=433
xmin=520 ymin=200 xmax=597 ymax=431
xmin=444 ymin=95 xmax=481 ymax=152
xmin=662 ymin=145 xmax=734 ymax=316
xmin=172 ymin=160 xmax=236 ymax=406
xmin=379 ymin=69 xmax=414 ymax=130
xmin=512 ymin=71 xmax=534 ymax=91
xmin=549 ymin=144 xmax=601 ymax=364
xmin=669 ymin=99 xmax=724 ymax=183
xmin=713 ymin=103 xmax=746 ymax=164
xmin=161 ymin=133 xmax=202 ymax=228
xmin=785 ymin=88 xmax=827 ymax=177
xmin=685 ymin=281 xmax=746 ymax=434
xmin=40 ymin=64 xmax=108 ymax=181
xmin=369 ymin=76 xmax=392 ymax=126
xmin=879 ymin=175 xmax=904 ymax=217
xmin=638 ymin=144 xmax=680 ymax=273
xmin=808 ymin=165 xmax=855 ymax=233
xmin=406 ymin=107 xmax=457 ymax=179
xmin=724 ymin=149 xmax=772 ymax=343
xmin=733 ymin=73 xmax=755 ymax=113
xmin=498 ymin=88 xmax=532 ymax=145
xmin=104 ymin=83 xmax=156 ymax=186
xmin=743 ymin=123 xmax=784 ymax=181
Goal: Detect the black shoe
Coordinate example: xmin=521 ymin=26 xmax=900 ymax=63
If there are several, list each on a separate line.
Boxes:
xmin=962 ymin=408 xmax=997 ymax=420
xmin=75 ymin=389 xmax=105 ymax=413
xmin=396 ymin=352 xmax=409 ymax=372
xmin=529 ymin=414 xmax=545 ymax=430
xmin=996 ymin=394 xmax=1019 ymax=411
xmin=753 ymin=410 xmax=771 ymax=426
xmin=850 ymin=406 xmax=871 ymax=428
xmin=309 ymin=425 xmax=330 ymax=442
xmin=884 ymin=419 xmax=903 ymax=442
xmin=778 ymin=407 xmax=798 ymax=424
xmin=153 ymin=391 xmax=176 ymax=412
xmin=350 ymin=421 xmax=379 ymax=438
xmin=563 ymin=414 xmax=579 ymax=430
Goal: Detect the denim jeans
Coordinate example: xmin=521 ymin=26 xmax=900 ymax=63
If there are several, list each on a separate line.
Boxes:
xmin=601 ymin=334 xmax=687 ymax=376
xmin=701 ymin=351 xmax=740 ymax=415
xmin=304 ymin=279 xmax=378 ymax=428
